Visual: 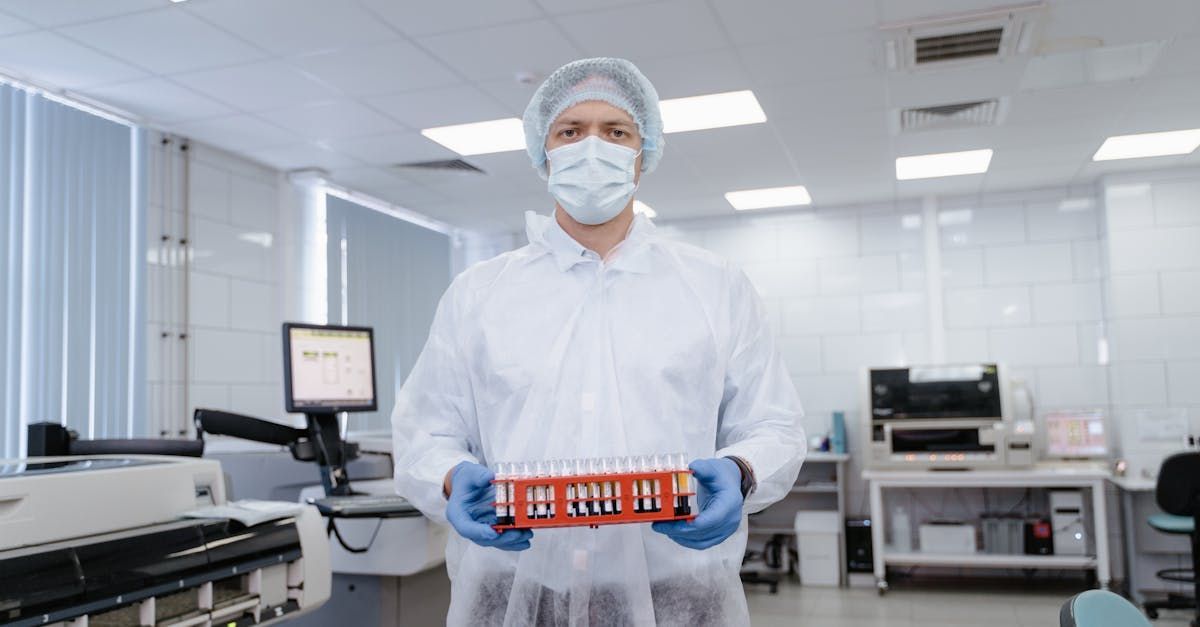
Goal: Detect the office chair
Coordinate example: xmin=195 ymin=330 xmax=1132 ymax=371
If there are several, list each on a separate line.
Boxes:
xmin=1061 ymin=590 xmax=1152 ymax=627
xmin=1143 ymin=452 xmax=1200 ymax=625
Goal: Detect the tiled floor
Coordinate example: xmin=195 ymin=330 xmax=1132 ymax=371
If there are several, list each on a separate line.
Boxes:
xmin=745 ymin=581 xmax=1196 ymax=626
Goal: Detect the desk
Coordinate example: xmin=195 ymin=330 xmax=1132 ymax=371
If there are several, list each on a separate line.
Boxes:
xmin=864 ymin=465 xmax=1112 ymax=594
xmin=1111 ymin=475 xmax=1157 ymax=606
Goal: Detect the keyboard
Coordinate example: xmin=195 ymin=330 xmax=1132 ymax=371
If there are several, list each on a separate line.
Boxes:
xmin=310 ymin=494 xmax=422 ymax=519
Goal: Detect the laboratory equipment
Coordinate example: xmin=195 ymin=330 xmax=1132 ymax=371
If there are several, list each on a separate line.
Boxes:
xmin=1044 ymin=410 xmax=1108 ymax=459
xmin=918 ymin=521 xmax=977 ymax=554
xmin=492 ymin=453 xmax=695 ymax=530
xmin=862 ymin=363 xmax=1035 ymax=469
xmin=1050 ymin=490 xmax=1089 ymax=556
xmin=0 ymin=455 xmax=331 ymax=626
xmin=795 ymin=511 xmax=842 ymax=586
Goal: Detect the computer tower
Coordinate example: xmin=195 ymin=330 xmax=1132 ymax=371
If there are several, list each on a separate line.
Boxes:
xmin=1050 ymin=490 xmax=1088 ymax=556
xmin=845 ymin=518 xmax=873 ymax=572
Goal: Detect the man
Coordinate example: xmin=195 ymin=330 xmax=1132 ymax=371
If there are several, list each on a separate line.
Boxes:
xmin=392 ymin=57 xmax=805 ymax=626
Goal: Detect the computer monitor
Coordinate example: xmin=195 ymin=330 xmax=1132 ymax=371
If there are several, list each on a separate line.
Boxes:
xmin=1044 ymin=410 xmax=1108 ymax=459
xmin=283 ymin=323 xmax=377 ymax=414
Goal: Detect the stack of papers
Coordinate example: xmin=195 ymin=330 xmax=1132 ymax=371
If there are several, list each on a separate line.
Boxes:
xmin=182 ymin=499 xmax=306 ymax=527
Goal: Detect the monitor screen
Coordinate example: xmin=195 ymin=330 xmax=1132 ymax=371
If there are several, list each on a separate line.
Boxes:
xmin=283 ymin=323 xmax=377 ymax=413
xmin=1044 ymin=410 xmax=1107 ymax=458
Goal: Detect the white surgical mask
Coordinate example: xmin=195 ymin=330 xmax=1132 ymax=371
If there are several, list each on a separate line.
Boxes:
xmin=546 ymin=136 xmax=640 ymax=226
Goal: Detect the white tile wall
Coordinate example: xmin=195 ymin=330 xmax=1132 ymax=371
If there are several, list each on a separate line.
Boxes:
xmin=1102 ymin=168 xmax=1200 ymax=462
xmin=944 ymin=286 xmax=1032 ymax=327
xmin=146 ymin=137 xmax=286 ymax=434
xmin=984 ymin=243 xmax=1074 ymax=285
xmin=1160 ymin=270 xmax=1200 ymax=314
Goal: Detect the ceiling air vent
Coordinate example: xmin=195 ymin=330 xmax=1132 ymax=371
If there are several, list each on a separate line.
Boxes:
xmin=899 ymin=99 xmax=1002 ymax=131
xmin=393 ymin=158 xmax=485 ymax=174
xmin=881 ymin=1 xmax=1045 ymax=71
xmin=914 ymin=28 xmax=1004 ymax=63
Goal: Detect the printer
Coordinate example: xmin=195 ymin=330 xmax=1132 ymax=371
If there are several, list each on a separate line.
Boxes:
xmin=0 ymin=455 xmax=330 ymax=627
xmin=862 ymin=363 xmax=1034 ymax=469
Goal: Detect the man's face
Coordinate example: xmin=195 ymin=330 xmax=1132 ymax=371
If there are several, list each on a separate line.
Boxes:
xmin=545 ymin=100 xmax=644 ymax=182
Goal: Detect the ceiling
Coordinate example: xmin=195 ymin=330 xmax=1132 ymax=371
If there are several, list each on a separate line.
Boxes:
xmin=0 ymin=0 xmax=1198 ymax=233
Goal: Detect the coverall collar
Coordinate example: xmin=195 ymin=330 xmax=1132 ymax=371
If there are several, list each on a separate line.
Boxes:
xmin=525 ymin=210 xmax=653 ymax=274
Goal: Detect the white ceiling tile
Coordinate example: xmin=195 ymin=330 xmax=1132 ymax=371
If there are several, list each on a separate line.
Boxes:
xmin=988 ymin=142 xmax=1095 ymax=171
xmin=878 ymin=0 xmax=1017 ymax=24
xmin=668 ymin=124 xmax=800 ymax=193
xmin=1117 ymin=105 xmax=1200 ymax=135
xmin=1006 ymin=83 xmax=1138 ymax=126
xmin=983 ymin=163 xmax=1084 ymax=193
xmin=361 ymin=0 xmax=544 ymax=37
xmin=885 ymin=62 xmax=1025 ymax=109
xmin=474 ymin=78 xmax=539 ymax=116
xmin=365 ymin=84 xmax=509 ymax=129
xmin=418 ymin=20 xmax=582 ymax=82
xmin=0 ymin=30 xmax=147 ymax=88
xmin=245 ymin=143 xmax=362 ymax=172
xmin=171 ymin=61 xmax=341 ymax=111
xmin=896 ymin=172 xmax=985 ymax=198
xmin=1151 ymin=34 xmax=1200 ymax=78
xmin=737 ymin=30 xmax=879 ymax=86
xmin=1136 ymin=75 xmax=1200 ymax=107
xmin=755 ymin=76 xmax=886 ymax=121
xmin=0 ymin=9 xmax=34 ymax=35
xmin=291 ymin=40 xmax=459 ymax=97
xmin=264 ymin=100 xmax=404 ymax=141
xmin=170 ymin=114 xmax=298 ymax=152
xmin=79 ymin=77 xmax=234 ymax=123
xmin=60 ymin=8 xmax=266 ymax=75
xmin=185 ymin=0 xmax=398 ymax=56
xmin=533 ymin=0 xmax=645 ymax=15
xmin=554 ymin=0 xmax=728 ymax=59
xmin=326 ymin=131 xmax=458 ymax=166
xmin=1045 ymin=0 xmax=1200 ymax=47
xmin=709 ymin=0 xmax=879 ymax=44
xmin=626 ymin=48 xmax=751 ymax=99
xmin=0 ymin=0 xmax=161 ymax=27
xmin=890 ymin=126 xmax=1005 ymax=157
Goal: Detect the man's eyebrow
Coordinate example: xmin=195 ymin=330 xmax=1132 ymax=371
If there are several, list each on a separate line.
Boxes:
xmin=602 ymin=118 xmax=635 ymax=127
xmin=552 ymin=118 xmax=583 ymax=126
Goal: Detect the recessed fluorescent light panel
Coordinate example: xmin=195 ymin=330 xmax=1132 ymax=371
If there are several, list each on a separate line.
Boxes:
xmin=660 ymin=90 xmax=766 ymax=134
xmin=420 ymin=117 xmax=524 ymax=156
xmin=724 ymin=185 xmax=812 ymax=211
xmin=633 ymin=200 xmax=657 ymax=219
xmin=1092 ymin=128 xmax=1200 ymax=161
xmin=895 ymin=149 xmax=993 ymax=180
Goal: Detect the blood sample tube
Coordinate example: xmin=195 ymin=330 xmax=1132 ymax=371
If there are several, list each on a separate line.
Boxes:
xmin=600 ymin=457 xmax=615 ymax=515
xmin=651 ymin=455 xmax=664 ymax=513
xmin=565 ymin=459 xmax=576 ymax=518
xmin=533 ymin=461 xmax=548 ymax=519
xmin=613 ymin=457 xmax=623 ymax=514
xmin=523 ymin=462 xmax=534 ymax=521
xmin=508 ymin=462 xmax=518 ymax=523
xmin=494 ymin=462 xmax=510 ymax=526
xmin=639 ymin=456 xmax=653 ymax=513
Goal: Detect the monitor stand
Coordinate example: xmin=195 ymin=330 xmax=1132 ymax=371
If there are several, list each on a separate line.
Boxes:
xmin=306 ymin=412 xmax=354 ymax=496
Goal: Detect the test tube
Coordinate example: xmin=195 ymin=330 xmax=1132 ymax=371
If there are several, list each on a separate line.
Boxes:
xmin=523 ymin=462 xmax=535 ymax=521
xmin=508 ymin=462 xmax=518 ymax=523
xmin=533 ymin=461 xmax=548 ymax=519
xmin=651 ymin=455 xmax=664 ymax=513
xmin=585 ymin=458 xmax=600 ymax=516
xmin=600 ymin=457 xmax=615 ymax=515
xmin=547 ymin=460 xmax=559 ymax=519
xmin=565 ymin=460 xmax=576 ymax=517
xmin=628 ymin=456 xmax=641 ymax=512
xmin=613 ymin=457 xmax=623 ymax=514
xmin=670 ymin=454 xmax=687 ymax=516
xmin=639 ymin=456 xmax=653 ymax=513
xmin=494 ymin=462 xmax=509 ymax=526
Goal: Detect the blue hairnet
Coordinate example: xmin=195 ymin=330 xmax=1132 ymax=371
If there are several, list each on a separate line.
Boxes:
xmin=523 ymin=57 xmax=664 ymax=179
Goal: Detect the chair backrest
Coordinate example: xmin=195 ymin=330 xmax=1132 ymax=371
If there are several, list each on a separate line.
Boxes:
xmin=1156 ymin=452 xmax=1200 ymax=517
xmin=1059 ymin=590 xmax=1151 ymax=627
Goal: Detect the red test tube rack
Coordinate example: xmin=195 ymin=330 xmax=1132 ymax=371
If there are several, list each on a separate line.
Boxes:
xmin=491 ymin=454 xmax=695 ymax=530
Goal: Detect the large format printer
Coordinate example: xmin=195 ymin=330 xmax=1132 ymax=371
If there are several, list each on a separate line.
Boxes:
xmin=0 ymin=455 xmax=330 ymax=627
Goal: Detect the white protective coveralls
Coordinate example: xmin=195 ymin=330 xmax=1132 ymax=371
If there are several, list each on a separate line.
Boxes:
xmin=392 ymin=210 xmax=806 ymax=626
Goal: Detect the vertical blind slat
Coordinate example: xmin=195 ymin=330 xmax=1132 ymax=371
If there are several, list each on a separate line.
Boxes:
xmin=0 ymin=88 xmax=143 ymax=457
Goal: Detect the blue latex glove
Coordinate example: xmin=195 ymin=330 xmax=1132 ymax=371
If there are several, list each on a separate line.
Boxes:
xmin=445 ymin=461 xmax=533 ymax=551
xmin=651 ymin=457 xmax=743 ymax=550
